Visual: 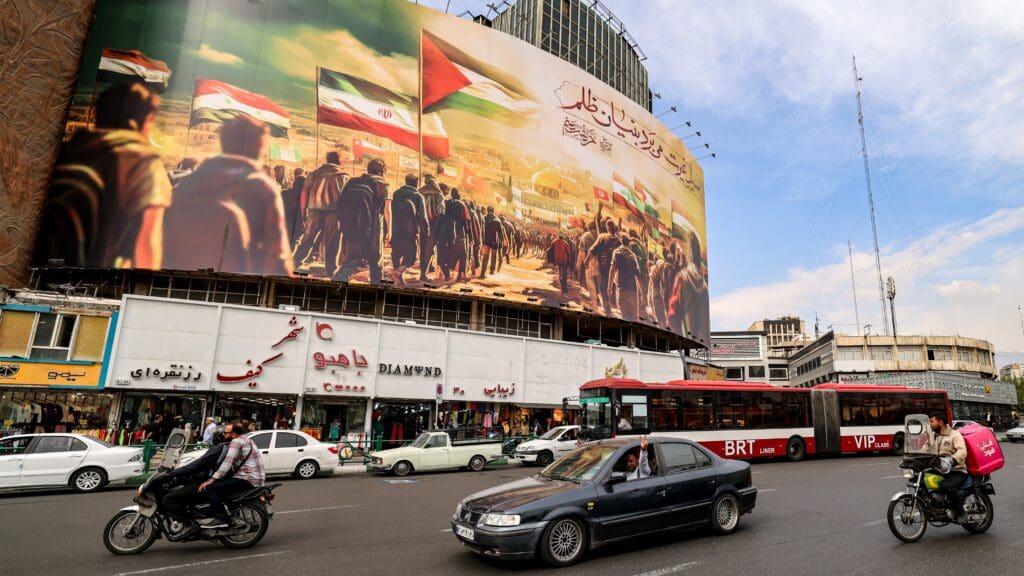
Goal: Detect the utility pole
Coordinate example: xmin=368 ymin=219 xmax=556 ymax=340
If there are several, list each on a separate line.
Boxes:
xmin=848 ymin=241 xmax=861 ymax=335
xmin=852 ymin=55 xmax=890 ymax=335
xmin=886 ymin=276 xmax=897 ymax=338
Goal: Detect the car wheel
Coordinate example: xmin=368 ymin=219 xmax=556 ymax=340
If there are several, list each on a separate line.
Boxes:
xmin=393 ymin=461 xmax=412 ymax=477
xmin=71 ymin=468 xmax=107 ymax=492
xmin=786 ymin=437 xmax=806 ymax=462
xmin=710 ymin=493 xmax=741 ymax=534
xmin=539 ymin=516 xmax=587 ymax=567
xmin=536 ymin=451 xmax=554 ymax=467
xmin=468 ymin=455 xmax=486 ymax=472
xmin=294 ymin=460 xmax=319 ymax=480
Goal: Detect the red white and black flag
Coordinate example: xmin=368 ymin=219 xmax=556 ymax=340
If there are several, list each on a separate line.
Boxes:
xmin=97 ymin=48 xmax=171 ymax=93
xmin=190 ymin=78 xmax=291 ymax=138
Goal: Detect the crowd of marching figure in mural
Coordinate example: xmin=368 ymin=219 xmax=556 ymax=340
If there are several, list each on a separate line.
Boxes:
xmin=36 ymin=82 xmax=707 ymax=339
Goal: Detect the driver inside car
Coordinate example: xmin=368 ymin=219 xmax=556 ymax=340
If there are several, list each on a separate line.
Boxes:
xmin=620 ymin=436 xmax=652 ymax=480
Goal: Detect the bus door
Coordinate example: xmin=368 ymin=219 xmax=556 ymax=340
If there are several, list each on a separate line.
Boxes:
xmin=616 ymin=393 xmax=650 ymax=435
xmin=811 ymin=389 xmax=840 ymax=455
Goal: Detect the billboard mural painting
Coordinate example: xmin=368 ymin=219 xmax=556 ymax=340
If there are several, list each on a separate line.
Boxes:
xmin=34 ymin=0 xmax=709 ymax=344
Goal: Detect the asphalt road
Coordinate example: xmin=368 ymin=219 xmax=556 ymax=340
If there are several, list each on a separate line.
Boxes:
xmin=2 ymin=443 xmax=1024 ymax=576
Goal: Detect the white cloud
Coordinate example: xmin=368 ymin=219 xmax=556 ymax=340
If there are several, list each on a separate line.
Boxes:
xmin=194 ymin=43 xmax=243 ymax=66
xmin=710 ymin=205 xmax=1024 ymax=352
xmin=609 ymin=0 xmax=1024 ymax=164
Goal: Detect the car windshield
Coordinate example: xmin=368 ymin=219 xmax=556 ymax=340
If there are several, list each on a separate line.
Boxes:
xmin=539 ymin=428 xmax=563 ymax=440
xmin=541 ymin=444 xmax=618 ymax=482
xmin=411 ymin=433 xmax=432 ymax=448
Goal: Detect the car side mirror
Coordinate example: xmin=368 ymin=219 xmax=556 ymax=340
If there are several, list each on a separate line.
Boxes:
xmin=607 ymin=471 xmax=628 ymax=485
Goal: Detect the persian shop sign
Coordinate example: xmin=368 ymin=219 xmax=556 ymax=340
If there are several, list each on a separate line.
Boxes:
xmin=0 ymin=361 xmax=103 ymax=388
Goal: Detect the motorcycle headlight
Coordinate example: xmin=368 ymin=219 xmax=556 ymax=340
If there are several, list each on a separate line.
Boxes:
xmin=902 ymin=468 xmax=915 ymax=479
xmin=483 ymin=513 xmax=521 ymax=527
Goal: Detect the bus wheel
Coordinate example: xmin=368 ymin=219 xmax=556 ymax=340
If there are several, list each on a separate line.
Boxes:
xmin=786 ymin=437 xmax=806 ymax=462
xmin=892 ymin=433 xmax=905 ymax=456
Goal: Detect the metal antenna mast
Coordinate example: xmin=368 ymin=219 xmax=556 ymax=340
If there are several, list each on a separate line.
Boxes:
xmin=848 ymin=241 xmax=861 ymax=335
xmin=852 ymin=55 xmax=890 ymax=335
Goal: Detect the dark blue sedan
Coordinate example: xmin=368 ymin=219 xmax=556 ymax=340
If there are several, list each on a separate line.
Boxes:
xmin=451 ymin=436 xmax=757 ymax=566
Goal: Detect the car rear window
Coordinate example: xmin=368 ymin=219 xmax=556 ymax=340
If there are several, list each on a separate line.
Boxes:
xmin=251 ymin=433 xmax=272 ymax=450
xmin=661 ymin=443 xmax=709 ymax=473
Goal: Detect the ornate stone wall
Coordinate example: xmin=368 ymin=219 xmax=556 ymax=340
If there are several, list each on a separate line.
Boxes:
xmin=0 ymin=0 xmax=96 ymax=286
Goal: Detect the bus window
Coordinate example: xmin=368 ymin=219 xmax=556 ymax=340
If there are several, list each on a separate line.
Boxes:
xmin=717 ymin=392 xmax=745 ymax=429
xmin=618 ymin=394 xmax=649 ymax=433
xmin=925 ymin=394 xmax=947 ymax=415
xmin=746 ymin=393 xmax=773 ymax=428
xmin=682 ymin=391 xmax=713 ymax=431
xmin=879 ymin=395 xmax=903 ymax=425
xmin=650 ymin=390 xmax=681 ymax=432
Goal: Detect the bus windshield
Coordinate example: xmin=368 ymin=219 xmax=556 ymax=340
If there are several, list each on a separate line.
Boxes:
xmin=579 ymin=389 xmax=613 ymax=441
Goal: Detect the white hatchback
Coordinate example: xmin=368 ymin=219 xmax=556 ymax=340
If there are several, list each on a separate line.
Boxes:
xmin=0 ymin=433 xmax=144 ymax=492
xmin=180 ymin=430 xmax=339 ymax=479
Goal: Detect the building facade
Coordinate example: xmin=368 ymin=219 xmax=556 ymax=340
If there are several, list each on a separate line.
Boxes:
xmin=489 ymin=0 xmax=652 ymax=110
xmin=708 ymin=332 xmax=789 ymax=385
xmin=1000 ymin=363 xmax=1023 ymax=381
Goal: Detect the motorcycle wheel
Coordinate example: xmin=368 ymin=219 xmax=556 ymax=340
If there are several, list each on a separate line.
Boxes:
xmin=104 ymin=510 xmax=158 ymax=555
xmin=219 ymin=503 xmax=270 ymax=549
xmin=887 ymin=495 xmax=927 ymax=543
xmin=962 ymin=493 xmax=994 ymax=534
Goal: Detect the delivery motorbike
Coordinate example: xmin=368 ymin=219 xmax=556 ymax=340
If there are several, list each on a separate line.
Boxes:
xmin=102 ymin=427 xmax=280 ymax=555
xmin=886 ymin=415 xmax=997 ymax=543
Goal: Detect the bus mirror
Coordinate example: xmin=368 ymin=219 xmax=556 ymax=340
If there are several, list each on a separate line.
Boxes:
xmin=907 ymin=421 xmax=923 ymax=435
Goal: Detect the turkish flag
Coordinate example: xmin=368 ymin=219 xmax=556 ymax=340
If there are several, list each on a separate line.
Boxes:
xmin=593 ymin=185 xmax=610 ymax=201
xmin=461 ymin=164 xmax=489 ymax=193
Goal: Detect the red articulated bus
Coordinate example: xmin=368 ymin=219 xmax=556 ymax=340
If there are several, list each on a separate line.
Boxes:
xmin=578 ymin=379 xmax=951 ymax=461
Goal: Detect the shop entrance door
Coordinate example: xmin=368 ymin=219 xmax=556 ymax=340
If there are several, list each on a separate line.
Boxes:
xmin=322 ymin=405 xmax=348 ymax=442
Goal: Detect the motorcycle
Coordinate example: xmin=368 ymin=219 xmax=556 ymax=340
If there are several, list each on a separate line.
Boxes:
xmin=886 ymin=415 xmax=995 ymax=543
xmin=102 ymin=427 xmax=281 ymax=555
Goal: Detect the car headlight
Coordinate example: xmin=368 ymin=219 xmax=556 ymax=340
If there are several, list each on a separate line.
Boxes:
xmin=454 ymin=502 xmax=463 ymax=518
xmin=129 ymin=453 xmax=142 ymax=462
xmin=483 ymin=513 xmax=521 ymax=527
xmin=902 ymin=468 xmax=915 ymax=479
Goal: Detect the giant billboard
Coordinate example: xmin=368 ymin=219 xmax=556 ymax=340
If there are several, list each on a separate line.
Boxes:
xmin=34 ymin=0 xmax=709 ymax=343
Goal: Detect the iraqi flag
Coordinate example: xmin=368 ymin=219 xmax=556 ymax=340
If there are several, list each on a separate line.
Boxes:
xmin=612 ymin=173 xmax=642 ymax=215
xmin=318 ymin=67 xmax=449 ymax=158
xmin=190 ymin=79 xmax=290 ymax=137
xmin=421 ymin=30 xmax=537 ymax=123
xmin=353 ymin=138 xmax=385 ymax=160
xmin=97 ymin=48 xmax=171 ymax=93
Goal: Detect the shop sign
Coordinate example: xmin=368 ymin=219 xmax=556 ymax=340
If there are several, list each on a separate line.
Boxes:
xmin=707 ymin=366 xmax=726 ymax=381
xmin=318 ymin=382 xmax=368 ymax=393
xmin=483 ymin=383 xmax=516 ymax=399
xmin=687 ymin=363 xmax=708 ymax=380
xmin=580 ymin=397 xmax=609 ymax=404
xmin=709 ymin=337 xmax=762 ymax=360
xmin=379 ymin=363 xmax=442 ymax=377
xmin=0 ymin=361 xmax=102 ymax=387
xmin=604 ymin=358 xmax=628 ymax=378
xmin=215 ymin=315 xmax=304 ymax=390
xmin=128 ymin=364 xmax=203 ymax=383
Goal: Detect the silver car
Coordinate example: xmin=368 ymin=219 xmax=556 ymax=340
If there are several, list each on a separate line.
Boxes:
xmin=1005 ymin=425 xmax=1024 ymax=442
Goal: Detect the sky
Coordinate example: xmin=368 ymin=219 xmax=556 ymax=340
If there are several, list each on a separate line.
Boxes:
xmin=416 ymin=0 xmax=1024 ymax=365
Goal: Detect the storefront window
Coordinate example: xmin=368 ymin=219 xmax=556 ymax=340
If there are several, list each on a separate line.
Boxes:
xmin=299 ymin=398 xmax=368 ymax=441
xmin=372 ymin=400 xmax=433 ymax=449
xmin=118 ymin=392 xmax=207 ymax=444
xmin=214 ymin=394 xmax=295 ymax=432
xmin=0 ymin=389 xmax=114 ymax=436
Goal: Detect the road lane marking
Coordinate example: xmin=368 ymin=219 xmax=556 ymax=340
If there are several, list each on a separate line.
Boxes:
xmin=863 ymin=519 xmax=886 ymax=527
xmin=276 ymin=505 xmax=362 ymax=515
xmin=850 ymin=462 xmax=889 ymax=468
xmin=758 ymin=488 xmax=777 ymax=493
xmin=632 ymin=561 xmax=700 ymax=576
xmin=441 ymin=528 xmax=453 ymax=533
xmin=112 ymin=551 xmax=289 ymax=576
xmin=881 ymin=475 xmax=903 ymax=479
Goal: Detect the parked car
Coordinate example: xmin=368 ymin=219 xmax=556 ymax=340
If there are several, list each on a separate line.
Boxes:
xmin=369 ymin=430 xmax=503 ymax=476
xmin=451 ymin=437 xmax=757 ymax=567
xmin=952 ymin=420 xmax=977 ymax=430
xmin=0 ymin=433 xmax=144 ymax=493
xmin=1005 ymin=424 xmax=1024 ymax=442
xmin=514 ymin=426 xmax=580 ymax=467
xmin=180 ymin=430 xmax=339 ymax=479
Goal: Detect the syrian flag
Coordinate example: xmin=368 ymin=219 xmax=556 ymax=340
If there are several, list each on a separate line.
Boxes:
xmin=318 ymin=67 xmax=449 ymax=158
xmin=593 ymin=185 xmax=611 ymax=202
xmin=353 ymin=138 xmax=385 ymax=160
xmin=462 ymin=165 xmax=489 ymax=193
xmin=190 ymin=79 xmax=290 ymax=137
xmin=421 ymin=30 xmax=537 ymax=122
xmin=97 ymin=48 xmax=171 ymax=93
xmin=611 ymin=173 xmax=642 ymax=215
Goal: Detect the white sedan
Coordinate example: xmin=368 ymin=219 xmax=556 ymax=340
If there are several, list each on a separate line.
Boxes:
xmin=1006 ymin=425 xmax=1024 ymax=442
xmin=0 ymin=433 xmax=144 ymax=492
xmin=180 ymin=430 xmax=339 ymax=479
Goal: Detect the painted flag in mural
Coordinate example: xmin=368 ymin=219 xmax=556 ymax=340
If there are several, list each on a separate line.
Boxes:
xmin=495 ymin=193 xmax=508 ymax=207
xmin=398 ymin=156 xmax=420 ymax=171
xmin=97 ymin=48 xmax=171 ymax=93
xmin=611 ymin=172 xmax=642 ymax=215
xmin=353 ymin=138 xmax=385 ymax=160
xmin=269 ymin=143 xmax=301 ymax=163
xmin=634 ymin=178 xmax=659 ymax=218
xmin=462 ymin=165 xmax=489 ymax=193
xmin=593 ymin=185 xmax=611 ymax=202
xmin=318 ymin=68 xmax=449 ymax=158
xmin=421 ymin=30 xmax=537 ymax=122
xmin=671 ymin=198 xmax=697 ymax=240
xmin=190 ymin=79 xmax=290 ymax=137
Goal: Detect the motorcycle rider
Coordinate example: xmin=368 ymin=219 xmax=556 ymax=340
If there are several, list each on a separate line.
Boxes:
xmin=929 ymin=410 xmax=968 ymax=522
xmin=161 ymin=427 xmax=231 ymax=523
xmin=198 ymin=421 xmax=265 ymax=529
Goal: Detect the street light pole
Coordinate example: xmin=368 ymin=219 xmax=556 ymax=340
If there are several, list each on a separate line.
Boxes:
xmin=886 ymin=277 xmax=897 ymax=338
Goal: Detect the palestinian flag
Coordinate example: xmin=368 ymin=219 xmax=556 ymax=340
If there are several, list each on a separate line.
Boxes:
xmin=612 ymin=173 xmax=643 ymax=215
xmin=353 ymin=138 xmax=385 ymax=160
xmin=97 ymin=48 xmax=171 ymax=93
xmin=190 ymin=79 xmax=290 ymax=137
xmin=671 ymin=198 xmax=698 ymax=240
xmin=421 ymin=30 xmax=537 ymax=122
xmin=318 ymin=67 xmax=449 ymax=158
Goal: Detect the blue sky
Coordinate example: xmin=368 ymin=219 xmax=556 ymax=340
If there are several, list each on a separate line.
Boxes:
xmin=417 ymin=0 xmax=1024 ymax=363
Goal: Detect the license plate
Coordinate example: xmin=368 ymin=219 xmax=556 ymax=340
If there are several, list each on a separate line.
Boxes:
xmin=265 ymin=503 xmax=273 ymax=515
xmin=455 ymin=525 xmax=475 ymax=541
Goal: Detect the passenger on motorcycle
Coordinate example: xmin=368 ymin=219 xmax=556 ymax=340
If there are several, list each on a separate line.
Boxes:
xmin=198 ymin=422 xmax=265 ymax=529
xmin=161 ymin=428 xmax=230 ymax=522
xmin=929 ymin=411 xmax=968 ymax=522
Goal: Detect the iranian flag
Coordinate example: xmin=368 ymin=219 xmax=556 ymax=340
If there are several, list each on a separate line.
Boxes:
xmin=190 ymin=79 xmax=290 ymax=137
xmin=318 ymin=67 xmax=449 ymax=158
xmin=421 ymin=30 xmax=537 ymax=122
xmin=97 ymin=48 xmax=171 ymax=92
xmin=353 ymin=138 xmax=385 ymax=160
xmin=611 ymin=173 xmax=642 ymax=215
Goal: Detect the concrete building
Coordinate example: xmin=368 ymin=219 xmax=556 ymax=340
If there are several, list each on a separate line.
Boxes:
xmin=708 ymin=331 xmax=790 ymax=385
xmin=786 ymin=331 xmax=1015 ymax=427
xmin=1000 ymin=363 xmax=1024 ymax=381
xmin=487 ymin=0 xmax=652 ymax=110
